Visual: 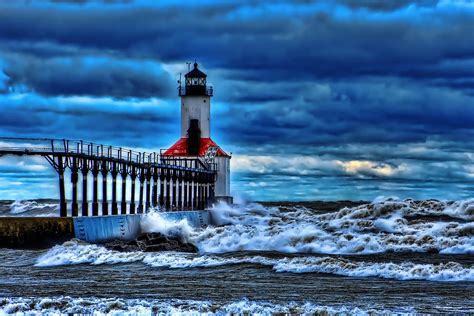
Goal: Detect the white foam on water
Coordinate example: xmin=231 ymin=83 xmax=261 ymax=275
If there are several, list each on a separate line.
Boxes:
xmin=140 ymin=209 xmax=195 ymax=243
xmin=35 ymin=240 xmax=146 ymax=267
xmin=35 ymin=198 xmax=474 ymax=282
xmin=0 ymin=296 xmax=416 ymax=315
xmin=9 ymin=200 xmax=58 ymax=216
xmin=35 ymin=240 xmax=473 ymax=282
xmin=193 ymin=199 xmax=474 ymax=255
xmin=272 ymin=257 xmax=474 ymax=281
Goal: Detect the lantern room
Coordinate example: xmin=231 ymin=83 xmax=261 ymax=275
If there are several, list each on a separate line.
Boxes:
xmin=179 ymin=62 xmax=213 ymax=97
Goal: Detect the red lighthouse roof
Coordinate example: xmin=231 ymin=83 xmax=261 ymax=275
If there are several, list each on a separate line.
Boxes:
xmin=163 ymin=138 xmax=230 ymax=157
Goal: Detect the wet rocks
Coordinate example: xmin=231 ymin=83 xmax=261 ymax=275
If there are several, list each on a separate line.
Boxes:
xmin=104 ymin=232 xmax=198 ymax=253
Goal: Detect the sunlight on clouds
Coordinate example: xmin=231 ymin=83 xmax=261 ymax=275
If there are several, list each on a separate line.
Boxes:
xmin=337 ymin=160 xmax=406 ymax=177
xmin=233 ymin=155 xmax=408 ymax=179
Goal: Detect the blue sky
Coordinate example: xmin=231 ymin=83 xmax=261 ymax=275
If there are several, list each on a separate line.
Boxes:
xmin=1 ymin=0 xmax=474 ymax=201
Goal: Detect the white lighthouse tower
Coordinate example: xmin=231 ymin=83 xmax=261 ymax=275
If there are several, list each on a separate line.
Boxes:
xmin=164 ymin=62 xmax=232 ymax=205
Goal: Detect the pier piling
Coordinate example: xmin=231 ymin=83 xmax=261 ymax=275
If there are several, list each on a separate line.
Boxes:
xmin=92 ymin=161 xmax=99 ymax=216
xmin=178 ymin=171 xmax=183 ymax=211
xmin=111 ymin=162 xmax=118 ymax=215
xmin=159 ymin=169 xmax=165 ymax=208
xmin=121 ymin=164 xmax=127 ymax=215
xmin=130 ymin=166 xmax=137 ymax=214
xmin=183 ymin=171 xmax=189 ymax=210
xmin=81 ymin=159 xmax=89 ymax=217
xmin=101 ymin=161 xmax=108 ymax=216
xmin=0 ymin=138 xmax=218 ymax=218
xmin=145 ymin=167 xmax=152 ymax=211
xmin=193 ymin=173 xmax=198 ymax=210
xmin=58 ymin=156 xmax=67 ymax=217
xmin=138 ymin=168 xmax=145 ymax=214
xmin=165 ymin=169 xmax=171 ymax=210
xmin=172 ymin=170 xmax=177 ymax=210
xmin=152 ymin=167 xmax=158 ymax=207
xmin=71 ymin=157 xmax=79 ymax=217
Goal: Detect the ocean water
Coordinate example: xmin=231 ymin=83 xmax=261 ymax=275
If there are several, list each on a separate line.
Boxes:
xmin=0 ymin=198 xmax=473 ymax=314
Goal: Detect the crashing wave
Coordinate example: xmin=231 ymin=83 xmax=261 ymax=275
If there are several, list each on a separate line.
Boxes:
xmin=7 ymin=200 xmax=58 ymax=216
xmin=0 ymin=296 xmax=416 ymax=315
xmin=34 ymin=198 xmax=474 ymax=282
xmin=35 ymin=240 xmax=473 ymax=282
xmin=194 ymin=199 xmax=474 ymax=255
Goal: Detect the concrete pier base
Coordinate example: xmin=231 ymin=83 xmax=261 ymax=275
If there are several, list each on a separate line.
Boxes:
xmin=0 ymin=210 xmax=212 ymax=248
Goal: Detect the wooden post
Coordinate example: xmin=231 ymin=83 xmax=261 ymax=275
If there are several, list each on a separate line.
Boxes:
xmin=121 ymin=164 xmax=127 ymax=215
xmin=92 ymin=161 xmax=99 ymax=216
xmin=101 ymin=160 xmax=108 ymax=216
xmin=58 ymin=155 xmax=67 ymax=217
xmin=71 ymin=157 xmax=79 ymax=217
xmin=130 ymin=166 xmax=137 ymax=214
xmin=111 ymin=162 xmax=118 ymax=215
xmin=138 ymin=168 xmax=145 ymax=214
xmin=145 ymin=168 xmax=152 ymax=211
xmin=81 ymin=160 xmax=89 ymax=217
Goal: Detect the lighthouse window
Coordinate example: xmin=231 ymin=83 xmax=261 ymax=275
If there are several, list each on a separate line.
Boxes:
xmin=199 ymin=78 xmax=205 ymax=85
xmin=193 ymin=79 xmax=198 ymax=85
xmin=186 ymin=78 xmax=191 ymax=85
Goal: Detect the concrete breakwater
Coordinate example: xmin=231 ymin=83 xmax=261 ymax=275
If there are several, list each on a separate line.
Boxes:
xmin=0 ymin=217 xmax=74 ymax=249
xmin=0 ymin=211 xmax=211 ymax=249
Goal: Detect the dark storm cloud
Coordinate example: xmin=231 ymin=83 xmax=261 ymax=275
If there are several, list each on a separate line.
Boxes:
xmin=50 ymin=0 xmax=131 ymax=3
xmin=216 ymin=78 xmax=474 ymax=149
xmin=0 ymin=0 xmax=474 ymax=200
xmin=338 ymin=0 xmax=438 ymax=11
xmin=2 ymin=54 xmax=174 ymax=98
xmin=0 ymin=1 xmax=473 ymax=85
xmin=0 ymin=95 xmax=179 ymax=148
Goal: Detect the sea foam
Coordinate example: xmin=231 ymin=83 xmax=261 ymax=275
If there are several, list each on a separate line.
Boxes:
xmin=35 ymin=199 xmax=474 ymax=282
xmin=35 ymin=240 xmax=474 ymax=282
xmin=0 ymin=296 xmax=415 ymax=315
xmin=194 ymin=198 xmax=474 ymax=255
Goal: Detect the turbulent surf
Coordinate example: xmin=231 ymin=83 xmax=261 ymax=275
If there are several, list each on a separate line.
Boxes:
xmin=1 ymin=198 xmax=473 ymax=314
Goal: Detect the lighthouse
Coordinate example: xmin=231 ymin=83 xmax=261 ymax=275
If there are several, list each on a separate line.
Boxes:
xmin=164 ymin=62 xmax=232 ymax=205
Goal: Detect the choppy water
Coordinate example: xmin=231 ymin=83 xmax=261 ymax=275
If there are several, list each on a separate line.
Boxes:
xmin=0 ymin=198 xmax=473 ymax=314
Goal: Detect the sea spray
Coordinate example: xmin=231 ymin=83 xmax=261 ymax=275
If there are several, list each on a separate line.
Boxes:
xmin=34 ymin=198 xmax=474 ymax=282
xmin=195 ymin=198 xmax=474 ymax=255
xmin=140 ymin=209 xmax=194 ymax=243
xmin=5 ymin=200 xmax=58 ymax=216
xmin=35 ymin=240 xmax=474 ymax=281
xmin=0 ymin=296 xmax=414 ymax=315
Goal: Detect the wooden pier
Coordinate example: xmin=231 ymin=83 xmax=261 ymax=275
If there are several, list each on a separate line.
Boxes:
xmin=0 ymin=137 xmax=217 ymax=217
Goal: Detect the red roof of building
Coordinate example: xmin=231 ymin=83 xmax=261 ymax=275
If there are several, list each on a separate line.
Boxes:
xmin=163 ymin=138 xmax=230 ymax=157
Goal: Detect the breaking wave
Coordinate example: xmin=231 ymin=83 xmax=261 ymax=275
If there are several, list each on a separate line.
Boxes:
xmin=197 ymin=198 xmax=474 ymax=255
xmin=0 ymin=200 xmax=59 ymax=217
xmin=141 ymin=210 xmax=194 ymax=243
xmin=34 ymin=198 xmax=474 ymax=282
xmin=0 ymin=296 xmax=413 ymax=315
xmin=35 ymin=240 xmax=473 ymax=282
